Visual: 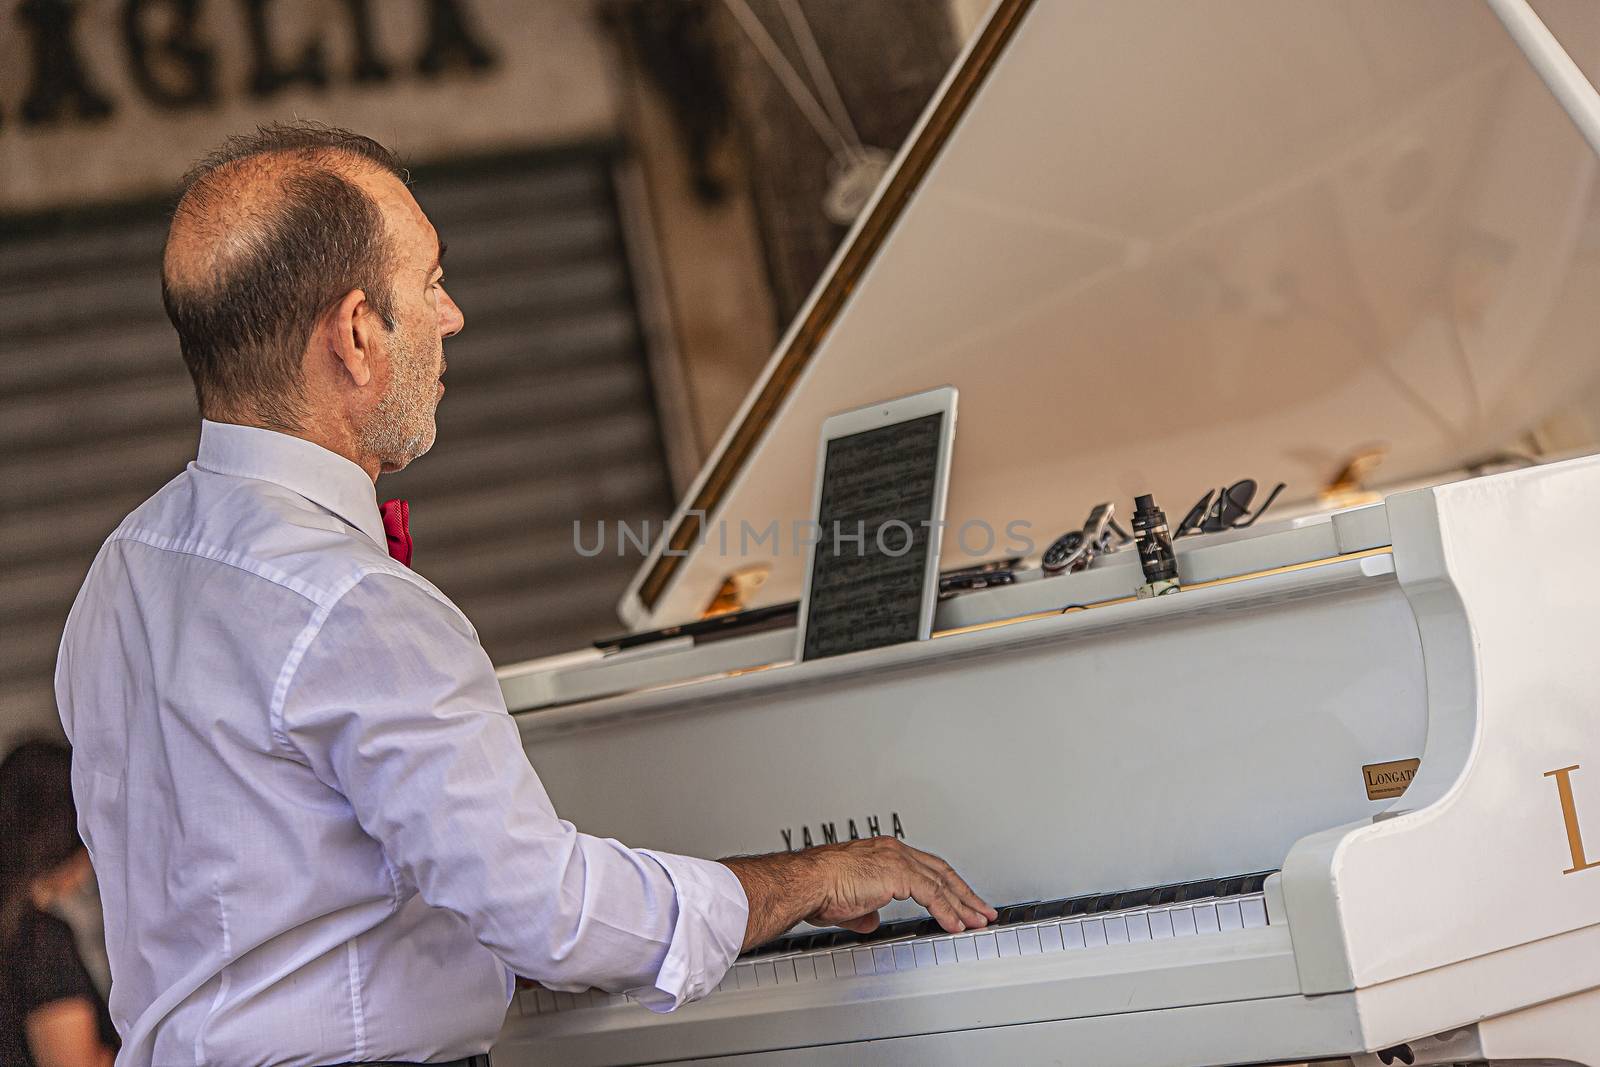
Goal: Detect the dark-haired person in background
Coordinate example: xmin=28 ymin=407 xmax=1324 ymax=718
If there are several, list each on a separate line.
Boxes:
xmin=1 ymin=740 xmax=118 ymax=1067
xmin=55 ymin=121 xmax=992 ymax=1066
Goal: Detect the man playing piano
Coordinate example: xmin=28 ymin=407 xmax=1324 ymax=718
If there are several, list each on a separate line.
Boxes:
xmin=53 ymin=122 xmax=994 ymax=1067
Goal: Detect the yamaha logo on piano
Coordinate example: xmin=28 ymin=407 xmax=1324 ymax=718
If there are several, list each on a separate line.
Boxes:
xmin=781 ymin=813 xmax=906 ymax=851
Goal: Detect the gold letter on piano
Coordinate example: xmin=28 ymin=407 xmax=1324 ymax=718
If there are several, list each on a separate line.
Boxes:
xmin=1545 ymin=765 xmax=1599 ymax=875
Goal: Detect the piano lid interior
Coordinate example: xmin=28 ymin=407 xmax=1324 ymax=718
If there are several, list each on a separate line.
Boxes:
xmin=620 ymin=0 xmax=1600 ymax=631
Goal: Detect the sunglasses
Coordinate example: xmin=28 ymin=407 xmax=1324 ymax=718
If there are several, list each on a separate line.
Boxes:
xmin=1175 ymin=479 xmax=1286 ymax=538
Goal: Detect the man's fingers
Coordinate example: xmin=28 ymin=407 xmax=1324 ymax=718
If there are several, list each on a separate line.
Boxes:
xmin=942 ymin=873 xmax=996 ymax=924
xmin=914 ymin=867 xmax=989 ymax=929
xmin=905 ymin=845 xmax=983 ymax=898
xmin=905 ymin=869 xmax=971 ymax=933
xmin=905 ymin=849 xmax=996 ymax=924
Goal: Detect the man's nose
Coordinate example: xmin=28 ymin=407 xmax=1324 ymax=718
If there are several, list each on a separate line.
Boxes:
xmin=439 ymin=287 xmax=465 ymax=338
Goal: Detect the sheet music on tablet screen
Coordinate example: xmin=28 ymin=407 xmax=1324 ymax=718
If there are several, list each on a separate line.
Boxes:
xmin=802 ymin=413 xmax=944 ymax=660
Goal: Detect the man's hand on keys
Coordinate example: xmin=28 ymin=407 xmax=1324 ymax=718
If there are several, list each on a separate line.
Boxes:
xmin=724 ymin=837 xmax=996 ymax=952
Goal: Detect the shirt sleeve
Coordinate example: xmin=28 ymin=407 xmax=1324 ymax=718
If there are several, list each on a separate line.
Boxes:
xmin=278 ymin=571 xmax=748 ymax=1011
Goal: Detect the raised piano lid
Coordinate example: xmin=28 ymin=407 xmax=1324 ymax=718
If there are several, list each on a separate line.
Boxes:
xmin=617 ymin=0 xmax=1600 ymax=632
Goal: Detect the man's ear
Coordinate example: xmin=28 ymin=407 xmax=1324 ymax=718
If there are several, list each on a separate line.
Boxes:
xmin=326 ymin=288 xmax=375 ymax=388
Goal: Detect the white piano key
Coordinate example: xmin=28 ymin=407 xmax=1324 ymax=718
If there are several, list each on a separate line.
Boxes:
xmin=1241 ymin=896 xmax=1269 ymax=928
xmin=606 ymin=993 xmax=629 ymax=1007
xmin=1194 ymin=903 xmax=1221 ymax=935
xmin=1038 ymin=923 xmax=1065 ymax=952
xmin=1126 ymin=913 xmax=1152 ymax=942
xmin=1082 ymin=919 xmax=1108 ymax=948
xmin=933 ymin=938 xmax=958 ymax=966
xmin=830 ymin=950 xmax=855 ymax=978
xmin=814 ymin=953 xmax=839 ymax=981
xmin=995 ymin=928 xmax=1021 ymax=957
xmin=754 ymin=961 xmax=777 ymax=987
xmin=1104 ymin=916 xmax=1129 ymax=945
xmin=734 ymin=963 xmax=757 ymax=989
xmin=974 ymin=931 xmax=999 ymax=960
xmin=953 ymin=935 xmax=978 ymax=963
xmin=1016 ymin=925 xmax=1042 ymax=955
xmin=794 ymin=956 xmax=818 ymax=982
xmin=1170 ymin=908 xmax=1198 ymax=937
xmin=716 ymin=974 xmax=733 ymax=994
xmin=893 ymin=943 xmax=917 ymax=971
xmin=535 ymin=988 xmax=557 ymax=1014
xmin=572 ymin=990 xmax=594 ymax=1008
xmin=873 ymin=946 xmax=895 ymax=974
xmin=1217 ymin=900 xmax=1244 ymax=932
xmin=773 ymin=958 xmax=797 ymax=985
xmin=913 ymin=941 xmax=936 ymax=968
xmin=1060 ymin=921 xmax=1087 ymax=950
xmin=852 ymin=948 xmax=876 ymax=976
xmin=1149 ymin=909 xmax=1174 ymax=939
xmin=553 ymin=991 xmax=576 ymax=1012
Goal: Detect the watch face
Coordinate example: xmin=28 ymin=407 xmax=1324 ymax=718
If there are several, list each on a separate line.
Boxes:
xmin=1042 ymin=530 xmax=1087 ymax=573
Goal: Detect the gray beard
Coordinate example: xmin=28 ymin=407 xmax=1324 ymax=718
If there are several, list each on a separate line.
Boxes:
xmin=358 ymin=327 xmax=438 ymax=470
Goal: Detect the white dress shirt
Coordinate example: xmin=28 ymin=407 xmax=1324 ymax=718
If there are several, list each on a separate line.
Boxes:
xmin=56 ymin=420 xmax=748 ymax=1067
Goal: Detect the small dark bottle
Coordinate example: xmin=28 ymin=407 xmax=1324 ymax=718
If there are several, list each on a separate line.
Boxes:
xmin=1131 ymin=493 xmax=1181 ymax=598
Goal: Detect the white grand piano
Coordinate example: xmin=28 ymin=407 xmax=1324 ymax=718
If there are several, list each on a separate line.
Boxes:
xmin=492 ymin=0 xmax=1600 ymax=1062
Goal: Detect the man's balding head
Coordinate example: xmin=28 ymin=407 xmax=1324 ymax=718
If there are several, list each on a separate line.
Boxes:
xmin=162 ymin=121 xmax=406 ymax=431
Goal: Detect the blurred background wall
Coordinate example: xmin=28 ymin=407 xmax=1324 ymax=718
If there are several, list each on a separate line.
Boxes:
xmin=0 ymin=0 xmax=982 ymax=752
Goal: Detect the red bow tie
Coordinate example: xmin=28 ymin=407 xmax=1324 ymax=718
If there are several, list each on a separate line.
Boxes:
xmin=380 ymin=499 xmax=412 ymax=567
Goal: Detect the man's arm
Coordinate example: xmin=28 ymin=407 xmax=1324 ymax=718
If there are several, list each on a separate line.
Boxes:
xmin=281 ymin=572 xmax=747 ymax=1009
xmin=724 ymin=838 xmax=996 ymax=952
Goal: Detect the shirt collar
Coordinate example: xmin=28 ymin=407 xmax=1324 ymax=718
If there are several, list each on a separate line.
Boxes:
xmin=194 ymin=419 xmax=388 ymax=550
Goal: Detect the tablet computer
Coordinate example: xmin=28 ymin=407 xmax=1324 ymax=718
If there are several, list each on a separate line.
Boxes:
xmin=796 ymin=386 xmax=958 ymax=662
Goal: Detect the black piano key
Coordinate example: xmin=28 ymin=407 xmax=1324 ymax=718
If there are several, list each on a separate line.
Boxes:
xmin=857 ymin=917 xmax=922 ymax=944
xmin=1081 ymin=895 xmax=1120 ymax=921
xmin=808 ymin=930 xmax=855 ymax=950
xmin=753 ymin=934 xmax=806 ymax=957
xmin=994 ymin=902 xmax=1038 ymax=926
xmin=1111 ymin=886 xmax=1159 ymax=911
xmin=1029 ymin=897 xmax=1071 ymax=920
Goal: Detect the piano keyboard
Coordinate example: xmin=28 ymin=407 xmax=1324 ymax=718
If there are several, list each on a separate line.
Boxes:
xmin=520 ymin=871 xmax=1274 ymax=1017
